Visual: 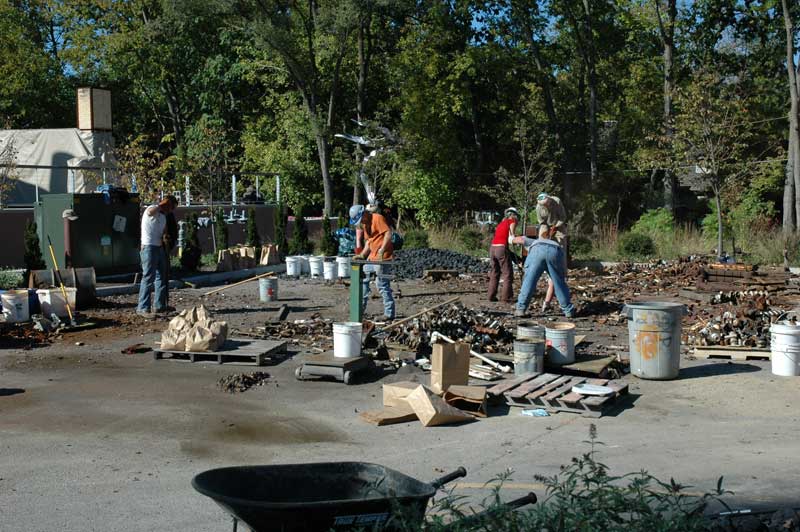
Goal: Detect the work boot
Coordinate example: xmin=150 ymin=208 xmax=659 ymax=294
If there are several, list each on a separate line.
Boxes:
xmin=514 ymin=308 xmax=528 ymax=318
xmin=155 ymin=306 xmax=177 ymax=314
xmin=136 ymin=310 xmax=155 ymax=319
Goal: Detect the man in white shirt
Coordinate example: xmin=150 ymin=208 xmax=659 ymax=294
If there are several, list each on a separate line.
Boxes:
xmin=137 ymin=195 xmax=178 ymax=316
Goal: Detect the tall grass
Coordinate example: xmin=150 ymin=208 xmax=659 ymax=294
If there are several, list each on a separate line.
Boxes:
xmin=427 ymin=225 xmax=491 ymax=258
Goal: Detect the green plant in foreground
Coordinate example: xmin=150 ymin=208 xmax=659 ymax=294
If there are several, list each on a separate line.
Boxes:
xmin=245 ymin=208 xmax=260 ymax=248
xmin=317 ymin=215 xmax=338 ymax=256
xmin=288 ymin=212 xmax=312 ymax=255
xmin=414 ymin=425 xmax=730 ymax=532
xmin=23 ymin=219 xmax=45 ymax=284
xmin=0 ymin=269 xmax=23 ymax=290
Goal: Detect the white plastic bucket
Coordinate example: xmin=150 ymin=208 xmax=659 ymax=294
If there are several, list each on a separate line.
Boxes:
xmin=300 ymin=255 xmax=310 ymax=274
xmin=286 ymin=256 xmax=302 ymax=277
xmin=546 ymin=322 xmax=576 ymax=365
xmin=1 ymin=290 xmax=30 ymax=323
xmin=308 ymin=256 xmax=324 ymax=278
xmin=323 ymin=260 xmax=337 ymax=281
xmin=336 ymin=256 xmax=351 ymax=278
xmin=770 ymin=321 xmax=800 ymax=377
xmin=333 ymin=322 xmax=362 ymax=358
xmin=37 ymin=288 xmax=77 ymax=318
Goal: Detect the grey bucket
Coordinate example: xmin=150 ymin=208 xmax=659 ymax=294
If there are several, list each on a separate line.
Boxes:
xmin=259 ymin=277 xmax=278 ymax=302
xmin=624 ymin=301 xmax=686 ymax=380
xmin=517 ymin=321 xmax=546 ymax=342
xmin=514 ymin=339 xmax=545 ymax=376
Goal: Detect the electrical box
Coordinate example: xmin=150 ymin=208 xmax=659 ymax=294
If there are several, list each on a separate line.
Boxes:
xmin=35 ymin=192 xmax=141 ymax=275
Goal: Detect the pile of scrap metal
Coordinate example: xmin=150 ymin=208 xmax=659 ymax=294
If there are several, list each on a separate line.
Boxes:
xmin=686 ymin=305 xmax=786 ymax=347
xmin=384 ymin=302 xmax=515 ymax=355
xmin=250 ymin=315 xmax=334 ymax=350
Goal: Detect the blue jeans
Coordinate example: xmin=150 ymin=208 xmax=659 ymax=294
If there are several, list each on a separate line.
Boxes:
xmin=137 ymin=246 xmax=168 ymax=312
xmin=362 ymin=264 xmax=395 ymax=319
xmin=516 ymin=243 xmax=574 ymax=317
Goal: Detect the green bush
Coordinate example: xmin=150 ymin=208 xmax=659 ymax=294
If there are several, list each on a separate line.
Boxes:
xmin=180 ymin=213 xmax=202 ymax=271
xmin=458 ymin=226 xmax=484 ymax=253
xmin=288 ymin=213 xmax=312 ymax=255
xmin=23 ymin=220 xmax=45 ymax=283
xmin=618 ymin=232 xmax=655 ymax=258
xmin=273 ymin=202 xmax=287 ymax=256
xmin=317 ymin=216 xmax=338 ymax=256
xmin=213 ymin=208 xmax=228 ymax=251
xmin=631 ymin=208 xmax=675 ymax=236
xmin=570 ymin=235 xmax=592 ymax=256
xmin=245 ymin=208 xmax=260 ymax=247
xmin=403 ymin=228 xmax=429 ymax=249
xmin=0 ymin=269 xmax=23 ymax=290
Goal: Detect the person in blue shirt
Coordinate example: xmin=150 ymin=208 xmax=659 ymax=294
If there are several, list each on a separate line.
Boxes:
xmin=512 ymin=224 xmax=575 ymax=318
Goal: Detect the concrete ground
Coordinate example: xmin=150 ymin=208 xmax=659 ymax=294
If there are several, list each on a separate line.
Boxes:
xmin=1 ymin=275 xmax=799 ymax=531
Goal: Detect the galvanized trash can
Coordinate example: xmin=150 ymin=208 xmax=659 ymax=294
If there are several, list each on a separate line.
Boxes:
xmin=624 ymin=301 xmax=686 ymax=380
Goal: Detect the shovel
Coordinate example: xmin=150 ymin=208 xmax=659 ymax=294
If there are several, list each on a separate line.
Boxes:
xmin=46 ymin=235 xmax=78 ymax=327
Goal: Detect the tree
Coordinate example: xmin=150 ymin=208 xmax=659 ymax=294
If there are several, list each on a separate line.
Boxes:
xmin=213 ymin=207 xmax=228 ymax=252
xmin=318 ymin=214 xmax=338 ymax=256
xmin=781 ymin=0 xmax=800 ymax=232
xmin=670 ymin=71 xmax=752 ymax=256
xmin=654 ymin=0 xmax=678 ymax=213
xmin=288 ymin=212 xmax=312 ymax=255
xmin=237 ymin=0 xmax=358 ymax=216
xmin=179 ymin=212 xmax=202 ymax=271
xmin=115 ymin=134 xmax=172 ymax=205
xmin=273 ymin=201 xmax=288 ymax=256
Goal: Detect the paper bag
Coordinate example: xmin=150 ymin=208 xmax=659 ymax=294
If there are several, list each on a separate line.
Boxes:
xmin=160 ymin=328 xmax=186 ymax=351
xmin=430 ymin=341 xmax=470 ymax=394
xmin=359 ymin=404 xmax=418 ymax=426
xmin=260 ymin=245 xmax=280 ymax=265
xmin=443 ymin=385 xmax=488 ymax=418
xmin=383 ymin=381 xmax=428 ymax=408
xmin=406 ymin=385 xmax=473 ymax=427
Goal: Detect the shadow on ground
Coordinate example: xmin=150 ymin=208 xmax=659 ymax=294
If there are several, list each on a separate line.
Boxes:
xmin=679 ymin=362 xmax=761 ymax=380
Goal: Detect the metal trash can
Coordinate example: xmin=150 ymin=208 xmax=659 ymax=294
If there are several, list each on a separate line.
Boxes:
xmin=625 ymin=301 xmax=686 ymax=380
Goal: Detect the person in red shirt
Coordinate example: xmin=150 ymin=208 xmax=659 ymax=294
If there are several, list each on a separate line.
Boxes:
xmin=487 ymin=207 xmax=519 ymax=302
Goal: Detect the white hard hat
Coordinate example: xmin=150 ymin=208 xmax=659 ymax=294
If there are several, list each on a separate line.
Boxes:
xmin=505 ymin=207 xmax=519 ymax=217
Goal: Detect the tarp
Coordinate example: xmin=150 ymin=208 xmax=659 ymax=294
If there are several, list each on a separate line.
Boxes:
xmin=0 ymin=128 xmax=116 ymax=204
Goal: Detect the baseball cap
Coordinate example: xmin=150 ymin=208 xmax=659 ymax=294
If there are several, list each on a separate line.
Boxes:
xmin=349 ymin=204 xmax=365 ymax=225
xmin=537 ymin=192 xmax=549 ymax=202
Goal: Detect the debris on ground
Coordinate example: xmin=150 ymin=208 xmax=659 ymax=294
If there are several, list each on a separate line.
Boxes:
xmin=0 ymin=323 xmax=50 ymax=349
xmin=253 ymin=314 xmax=334 ymax=349
xmin=121 ymin=343 xmax=152 ymax=355
xmin=217 ymin=371 xmax=271 ymax=393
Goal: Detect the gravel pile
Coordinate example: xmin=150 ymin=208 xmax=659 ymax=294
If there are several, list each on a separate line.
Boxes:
xmin=393 ymin=248 xmax=488 ymax=279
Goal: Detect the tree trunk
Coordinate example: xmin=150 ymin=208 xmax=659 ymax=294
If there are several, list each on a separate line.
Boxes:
xmin=787 ymin=134 xmax=797 ymax=232
xmin=781 ymin=0 xmax=800 ymax=231
xmin=354 ymin=11 xmax=370 ymax=206
xmin=582 ymin=0 xmax=599 ymax=192
xmin=655 ymin=0 xmax=677 ymax=214
xmin=315 ymin=133 xmax=333 ymax=217
xmin=714 ymin=188 xmax=723 ymax=257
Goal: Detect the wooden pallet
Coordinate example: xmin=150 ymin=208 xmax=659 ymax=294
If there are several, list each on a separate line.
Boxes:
xmin=487 ymin=373 xmax=629 ymax=418
xmin=693 ymin=346 xmax=770 ymax=361
xmin=154 ymin=338 xmax=287 ymax=366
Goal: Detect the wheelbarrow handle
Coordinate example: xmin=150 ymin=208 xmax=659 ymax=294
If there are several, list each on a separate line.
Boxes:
xmin=429 ymin=467 xmax=467 ymax=489
xmin=443 ymin=492 xmax=538 ymax=530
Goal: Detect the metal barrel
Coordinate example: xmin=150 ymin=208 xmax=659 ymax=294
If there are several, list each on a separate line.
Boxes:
xmin=625 ymin=301 xmax=685 ymax=380
xmin=513 ymin=339 xmax=545 ymax=376
xmin=259 ymin=277 xmax=278 ymax=302
xmin=517 ymin=321 xmax=545 ymax=342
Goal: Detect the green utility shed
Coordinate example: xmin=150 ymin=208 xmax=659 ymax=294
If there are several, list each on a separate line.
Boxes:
xmin=35 ymin=192 xmax=141 ymax=275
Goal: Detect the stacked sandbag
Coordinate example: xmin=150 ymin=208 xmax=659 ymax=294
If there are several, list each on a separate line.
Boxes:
xmin=160 ymin=305 xmax=229 ymax=352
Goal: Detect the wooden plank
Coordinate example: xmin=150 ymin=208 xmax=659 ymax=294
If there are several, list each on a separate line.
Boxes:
xmin=582 ymin=382 xmax=629 ymax=407
xmin=554 ymin=354 xmax=615 ymax=376
xmin=154 ymin=338 xmax=286 ymax=366
xmin=694 ymin=347 xmax=770 ymax=360
xmin=525 ymin=375 xmax=572 ymax=401
xmin=694 ymin=345 xmax=769 ymax=352
xmin=541 ymin=377 xmax=585 ymax=402
xmin=487 ymin=374 xmax=539 ymax=396
xmin=559 ymin=378 xmax=609 ymax=404
xmin=505 ymin=373 xmax=559 ymax=399
xmin=679 ymin=288 xmax=715 ymax=303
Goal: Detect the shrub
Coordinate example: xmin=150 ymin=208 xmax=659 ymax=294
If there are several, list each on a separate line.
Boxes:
xmin=23 ymin=220 xmax=45 ymax=283
xmin=458 ymin=226 xmax=484 ymax=253
xmin=288 ymin=213 xmax=312 ymax=255
xmin=618 ymin=232 xmax=655 ymax=258
xmin=180 ymin=213 xmax=202 ymax=271
xmin=273 ymin=202 xmax=287 ymax=255
xmin=403 ymin=228 xmax=429 ymax=249
xmin=570 ymin=235 xmax=592 ymax=256
xmin=317 ymin=216 xmax=338 ymax=256
xmin=213 ymin=208 xmax=228 ymax=251
xmin=245 ymin=208 xmax=260 ymax=247
xmin=0 ymin=269 xmax=23 ymax=290
xmin=631 ymin=208 xmax=675 ymax=236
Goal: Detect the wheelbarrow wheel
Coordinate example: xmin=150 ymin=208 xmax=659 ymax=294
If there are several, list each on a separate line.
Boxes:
xmin=343 ymin=370 xmax=353 ymax=385
xmin=295 ymin=367 xmax=304 ymax=380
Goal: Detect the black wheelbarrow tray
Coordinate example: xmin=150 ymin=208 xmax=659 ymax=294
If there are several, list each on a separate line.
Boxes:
xmin=192 ymin=462 xmax=533 ymax=531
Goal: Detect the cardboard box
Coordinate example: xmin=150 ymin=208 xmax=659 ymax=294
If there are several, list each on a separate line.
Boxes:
xmin=383 ymin=381 xmax=425 ymax=408
xmin=406 ymin=385 xmax=473 ymax=427
xmin=430 ymin=341 xmax=470 ymax=394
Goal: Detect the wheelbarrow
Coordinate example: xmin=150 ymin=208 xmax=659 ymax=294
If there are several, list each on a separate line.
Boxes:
xmin=192 ymin=462 xmax=536 ymax=531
